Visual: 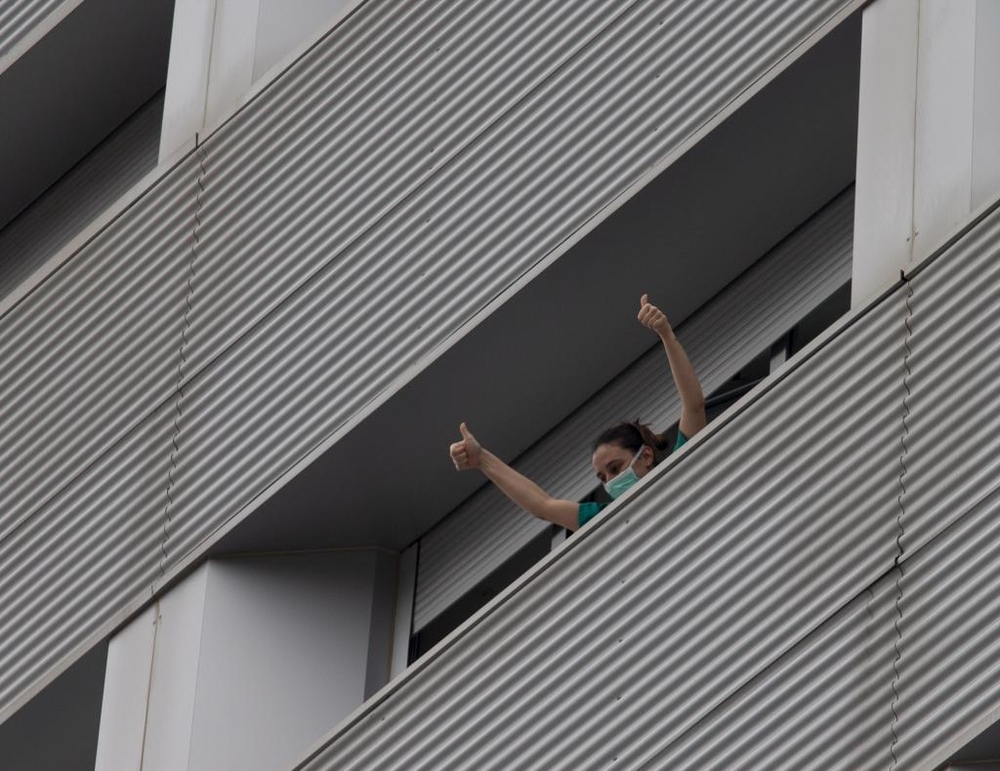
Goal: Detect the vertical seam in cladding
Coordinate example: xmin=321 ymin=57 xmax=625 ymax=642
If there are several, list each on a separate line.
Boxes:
xmin=157 ymin=142 xmax=208 ymax=579
xmin=888 ymin=274 xmax=914 ymax=769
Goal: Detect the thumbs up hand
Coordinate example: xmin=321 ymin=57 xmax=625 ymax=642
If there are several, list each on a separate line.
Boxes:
xmin=638 ymin=293 xmax=673 ymax=338
xmin=450 ymin=422 xmax=483 ymax=470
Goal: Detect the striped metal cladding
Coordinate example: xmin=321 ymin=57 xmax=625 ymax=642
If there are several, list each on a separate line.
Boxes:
xmin=0 ymin=400 xmax=177 ymax=719
xmin=645 ymin=488 xmax=1000 ymax=770
xmin=0 ymin=92 xmax=163 ymax=302
xmin=185 ymin=0 xmax=632 ymax=376
xmin=295 ymin=290 xmax=909 ymax=770
xmin=166 ymin=0 xmax=857 ymax=570
xmin=645 ymin=574 xmax=900 ymax=769
xmin=0 ymin=0 xmax=67 ymax=60
xmin=0 ymin=152 xmax=199 ymax=543
xmin=295 ymin=205 xmax=1000 ymax=769
xmin=413 ymin=187 xmax=855 ymax=631
xmin=902 ymin=204 xmax=1000 ymax=556
xmin=0 ymin=0 xmax=858 ymax=724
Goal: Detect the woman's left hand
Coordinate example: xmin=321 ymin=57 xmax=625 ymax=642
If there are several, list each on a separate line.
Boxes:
xmin=638 ymin=294 xmax=673 ymax=338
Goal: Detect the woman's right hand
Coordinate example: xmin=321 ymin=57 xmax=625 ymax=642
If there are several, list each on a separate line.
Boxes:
xmin=450 ymin=422 xmax=483 ymax=470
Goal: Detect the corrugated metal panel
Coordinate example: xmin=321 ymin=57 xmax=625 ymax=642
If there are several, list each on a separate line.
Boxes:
xmin=645 ymin=487 xmax=1000 ymax=770
xmin=413 ymin=187 xmax=855 ymax=631
xmin=183 ymin=0 xmax=636 ymax=376
xmin=295 ymin=287 xmax=908 ymax=770
xmin=0 ymin=92 xmax=164 ymax=302
xmin=892 ymin=490 xmax=1000 ymax=768
xmin=0 ymin=152 xmax=199 ymax=543
xmin=645 ymin=570 xmax=900 ymax=769
xmin=0 ymin=0 xmax=68 ymax=60
xmin=0 ymin=400 xmax=176 ymax=720
xmin=0 ymin=0 xmax=859 ymax=726
xmin=902 ymin=204 xmax=1000 ymax=554
xmin=292 ymin=201 xmax=1000 ymax=769
xmin=166 ymin=0 xmax=858 ymax=570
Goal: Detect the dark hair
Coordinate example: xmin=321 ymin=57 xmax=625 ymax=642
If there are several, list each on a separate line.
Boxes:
xmin=592 ymin=420 xmax=670 ymax=463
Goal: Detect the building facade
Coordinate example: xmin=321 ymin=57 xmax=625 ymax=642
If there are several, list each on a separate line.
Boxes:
xmin=0 ymin=0 xmax=998 ymax=768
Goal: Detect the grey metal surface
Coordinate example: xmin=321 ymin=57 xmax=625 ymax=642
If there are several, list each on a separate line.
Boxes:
xmin=294 ymin=286 xmax=909 ymax=769
xmin=0 ymin=0 xmax=68 ymax=61
xmin=0 ymin=91 xmax=163 ymax=303
xmin=0 ymin=400 xmax=177 ymax=721
xmin=902 ymin=204 xmax=1000 ymax=556
xmin=167 ymin=0 xmax=858 ymax=570
xmin=0 ymin=0 xmax=860 ymax=727
xmin=645 ymin=486 xmax=1000 ymax=771
xmin=413 ymin=187 xmax=855 ymax=632
xmin=0 ymin=152 xmax=198 ymax=544
xmin=645 ymin=565 xmax=900 ymax=769
xmin=292 ymin=200 xmax=1000 ymax=770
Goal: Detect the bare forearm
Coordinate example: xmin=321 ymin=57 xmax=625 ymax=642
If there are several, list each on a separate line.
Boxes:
xmin=660 ymin=330 xmax=706 ymax=435
xmin=478 ymin=450 xmax=577 ymax=529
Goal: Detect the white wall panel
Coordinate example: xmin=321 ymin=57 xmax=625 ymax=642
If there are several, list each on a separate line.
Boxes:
xmin=187 ymin=555 xmax=377 ymax=771
xmin=159 ymin=0 xmax=216 ymax=161
xmin=94 ymin=605 xmax=157 ymax=771
xmin=972 ymin=0 xmax=1000 ymax=210
xmin=254 ymin=0 xmax=353 ymax=81
xmin=202 ymin=0 xmax=260 ymax=131
xmin=911 ymin=0 xmax=976 ymax=263
xmin=852 ymin=0 xmax=918 ymax=305
xmin=140 ymin=569 xmax=209 ymax=771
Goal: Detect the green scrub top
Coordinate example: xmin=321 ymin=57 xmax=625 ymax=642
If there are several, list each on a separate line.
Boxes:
xmin=577 ymin=431 xmax=688 ymax=529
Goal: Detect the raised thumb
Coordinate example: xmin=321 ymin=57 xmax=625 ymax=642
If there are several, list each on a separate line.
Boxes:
xmin=459 ymin=422 xmax=473 ymax=440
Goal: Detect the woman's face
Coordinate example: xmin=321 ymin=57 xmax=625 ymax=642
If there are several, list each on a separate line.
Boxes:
xmin=592 ymin=442 xmax=654 ymax=484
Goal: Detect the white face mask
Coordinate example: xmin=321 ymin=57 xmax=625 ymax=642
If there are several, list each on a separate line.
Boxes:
xmin=603 ymin=448 xmax=644 ymax=499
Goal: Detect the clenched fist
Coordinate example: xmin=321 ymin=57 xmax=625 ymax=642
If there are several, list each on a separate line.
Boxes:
xmin=449 ymin=422 xmax=483 ymax=470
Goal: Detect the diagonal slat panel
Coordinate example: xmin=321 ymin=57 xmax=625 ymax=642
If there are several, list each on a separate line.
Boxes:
xmin=166 ymin=0 xmax=859 ymax=571
xmin=0 ymin=400 xmax=177 ymax=722
xmin=413 ymin=187 xmax=855 ymax=631
xmin=903 ymin=204 xmax=1000 ymax=554
xmin=0 ymin=154 xmax=199 ymax=542
xmin=295 ymin=288 xmax=907 ymax=770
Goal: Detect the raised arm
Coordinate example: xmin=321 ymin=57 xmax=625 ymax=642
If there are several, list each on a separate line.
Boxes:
xmin=638 ymin=294 xmax=707 ymax=439
xmin=450 ymin=423 xmax=580 ymax=531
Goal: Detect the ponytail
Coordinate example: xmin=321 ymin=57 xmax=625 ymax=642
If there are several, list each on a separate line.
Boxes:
xmin=592 ymin=419 xmax=671 ymax=464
